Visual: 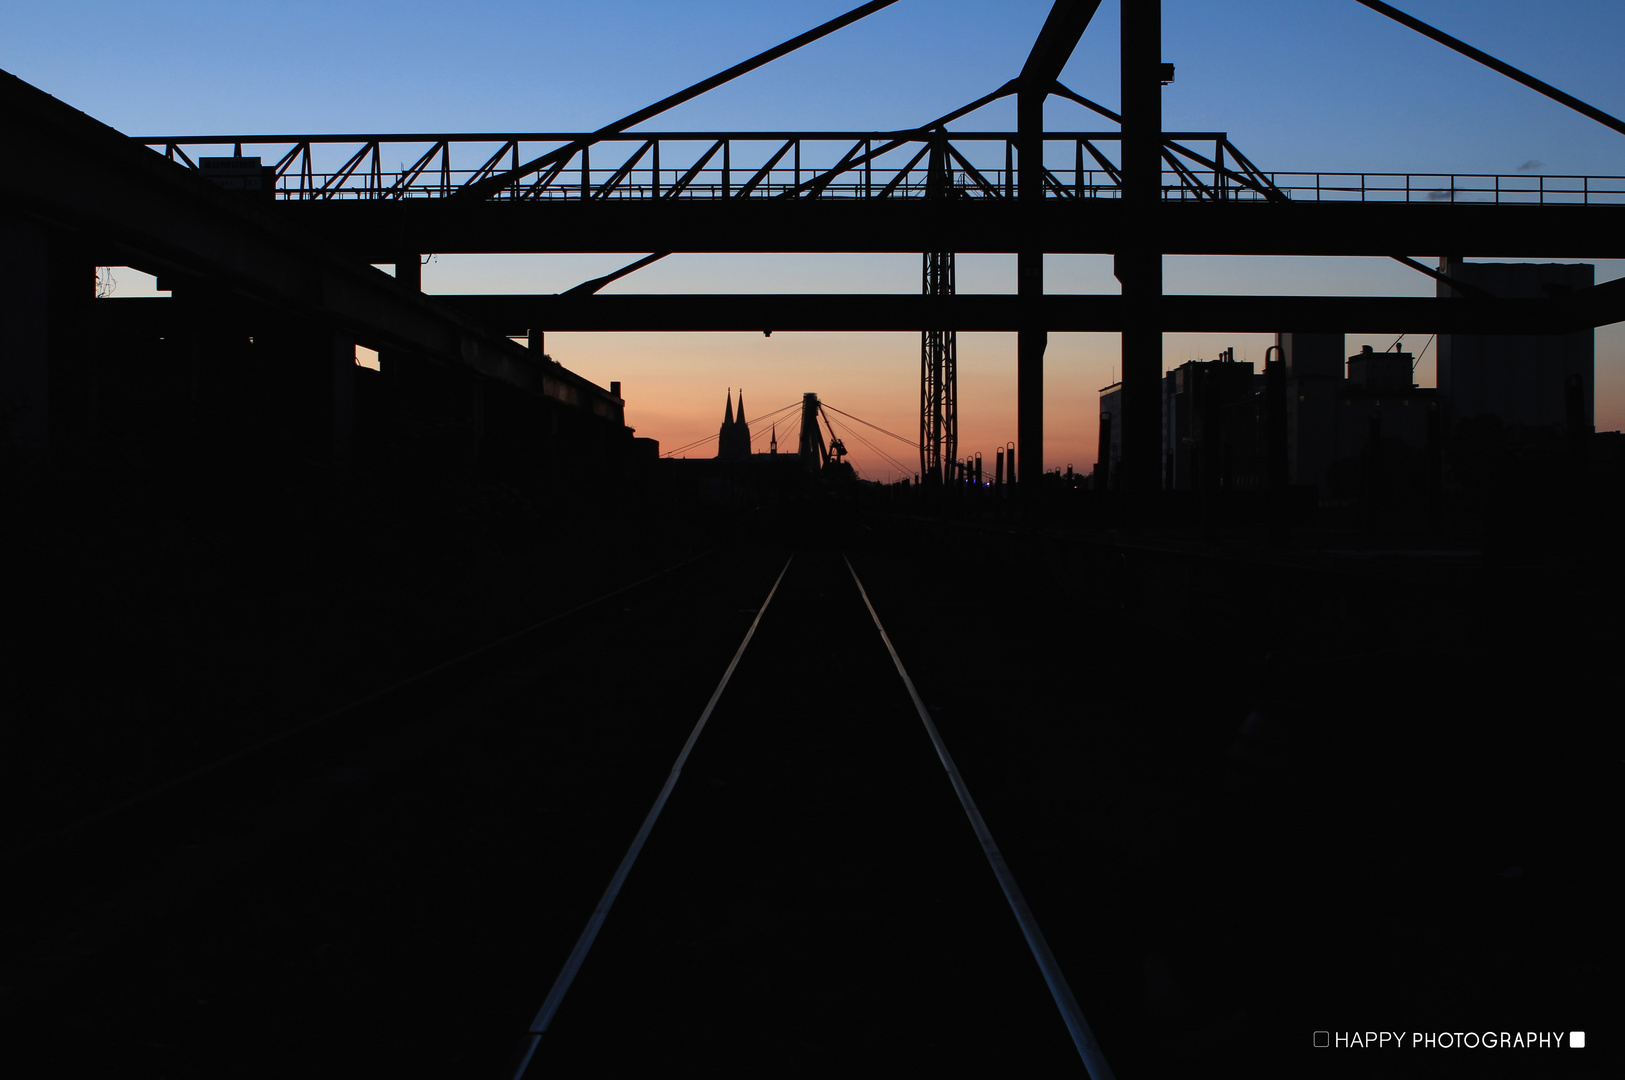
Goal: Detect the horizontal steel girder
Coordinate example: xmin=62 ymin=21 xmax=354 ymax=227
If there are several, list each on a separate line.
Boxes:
xmin=436 ymin=291 xmax=1618 ymax=335
xmin=273 ymin=199 xmax=1625 ymax=259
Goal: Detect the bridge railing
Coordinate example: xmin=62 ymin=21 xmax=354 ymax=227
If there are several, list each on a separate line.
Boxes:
xmin=1241 ymin=172 xmax=1625 ymax=205
xmin=137 ymin=131 xmax=1624 ymax=206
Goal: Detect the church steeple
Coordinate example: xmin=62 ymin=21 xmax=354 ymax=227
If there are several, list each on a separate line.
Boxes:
xmin=718 ymin=387 xmax=750 ymax=460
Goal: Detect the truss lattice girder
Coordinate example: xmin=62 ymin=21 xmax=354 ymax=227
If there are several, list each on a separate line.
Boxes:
xmin=144 ymin=130 xmax=1624 ymax=222
xmin=143 ymin=131 xmax=1249 ymax=202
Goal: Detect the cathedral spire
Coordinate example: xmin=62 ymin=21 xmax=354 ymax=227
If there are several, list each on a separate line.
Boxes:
xmin=723 ymin=388 xmax=734 ymax=425
xmin=736 ymin=389 xmax=746 ymax=426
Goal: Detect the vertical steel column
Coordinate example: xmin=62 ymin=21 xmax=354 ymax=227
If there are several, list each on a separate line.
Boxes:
xmin=1017 ymin=86 xmax=1046 ymax=488
xmin=1115 ymin=0 xmax=1163 ymax=496
xmin=378 ymin=255 xmax=422 ymax=410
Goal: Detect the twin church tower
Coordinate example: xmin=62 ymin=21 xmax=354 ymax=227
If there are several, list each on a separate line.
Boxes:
xmin=716 ymin=388 xmax=775 ymax=461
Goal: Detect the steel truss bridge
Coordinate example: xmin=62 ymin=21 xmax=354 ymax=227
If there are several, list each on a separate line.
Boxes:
xmin=66 ymin=0 xmax=1625 ymax=491
xmin=148 ymin=130 xmax=1625 ymax=209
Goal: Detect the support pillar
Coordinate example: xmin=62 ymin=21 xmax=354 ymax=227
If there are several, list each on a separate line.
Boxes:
xmin=379 ymin=253 xmax=421 ymax=411
xmin=1018 ymin=251 xmax=1045 ymax=489
xmin=0 ymin=215 xmax=51 ymax=450
xmin=1117 ymin=0 xmax=1164 ymax=496
xmin=395 ymin=253 xmax=422 ymax=292
xmin=169 ymin=284 xmax=208 ymax=430
xmin=288 ymin=321 xmax=355 ymax=468
xmin=327 ymin=328 xmax=355 ymax=468
xmin=466 ymin=373 xmax=484 ymax=470
xmin=1016 ymin=84 xmax=1046 ymax=489
xmin=48 ymin=230 xmax=96 ymax=452
xmin=1116 ymin=249 xmax=1161 ymax=495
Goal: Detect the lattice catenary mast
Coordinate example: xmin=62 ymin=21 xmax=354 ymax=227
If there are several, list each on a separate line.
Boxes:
xmin=920 ymin=138 xmax=956 ymax=485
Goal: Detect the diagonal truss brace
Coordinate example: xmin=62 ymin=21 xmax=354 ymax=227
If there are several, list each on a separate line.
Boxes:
xmin=455 ymin=0 xmax=900 ymax=201
xmin=1354 ymin=0 xmax=1625 ymax=138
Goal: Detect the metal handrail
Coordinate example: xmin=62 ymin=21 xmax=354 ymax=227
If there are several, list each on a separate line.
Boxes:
xmin=137 ymin=131 xmax=1625 ymax=206
xmin=1250 ymin=172 xmax=1624 ymax=205
xmin=229 ymin=168 xmax=1625 ymax=205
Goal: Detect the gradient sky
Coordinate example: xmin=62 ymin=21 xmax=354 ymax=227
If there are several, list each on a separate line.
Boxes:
xmin=6 ymin=1 xmax=1622 ymax=475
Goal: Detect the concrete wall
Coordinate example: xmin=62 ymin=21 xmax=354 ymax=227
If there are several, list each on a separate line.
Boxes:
xmin=1438 ymin=260 xmax=1593 ymax=433
xmin=1280 ymin=333 xmax=1344 ymax=493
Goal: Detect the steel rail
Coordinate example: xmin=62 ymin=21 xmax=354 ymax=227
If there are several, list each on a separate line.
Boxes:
xmin=510 ymin=555 xmax=796 ymax=1079
xmin=843 ymin=553 xmax=1116 ymax=1080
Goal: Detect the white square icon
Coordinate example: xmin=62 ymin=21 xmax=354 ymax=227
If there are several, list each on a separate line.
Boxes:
xmin=1570 ymin=1031 xmax=1585 ymax=1049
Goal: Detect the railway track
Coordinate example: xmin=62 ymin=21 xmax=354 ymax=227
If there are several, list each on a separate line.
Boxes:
xmin=510 ymin=549 xmax=1113 ymax=1077
xmin=10 ymin=537 xmax=1121 ymax=1076
xmin=6 ymin=520 xmax=1610 ymax=1078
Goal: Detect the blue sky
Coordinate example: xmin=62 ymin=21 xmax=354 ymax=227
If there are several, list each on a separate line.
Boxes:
xmin=6 ymin=1 xmax=1622 ymax=472
xmin=10 ymin=0 xmax=1624 ymax=173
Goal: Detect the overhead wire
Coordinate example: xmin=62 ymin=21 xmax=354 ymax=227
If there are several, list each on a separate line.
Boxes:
xmin=746 ymin=402 xmax=803 ymax=447
xmin=1386 ymin=333 xmax=1437 ymax=375
xmin=659 ymin=399 xmax=801 ymax=458
xmin=819 ymin=402 xmax=921 ymax=450
xmin=660 ymin=432 xmax=720 ymax=459
xmin=837 ymin=422 xmax=912 ymax=477
xmin=1413 ymin=334 xmax=1436 ymax=373
xmin=658 ymin=398 xmax=922 ymax=477
xmin=747 ymin=400 xmax=803 ymax=429
xmin=823 ymin=413 xmax=914 ymax=478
